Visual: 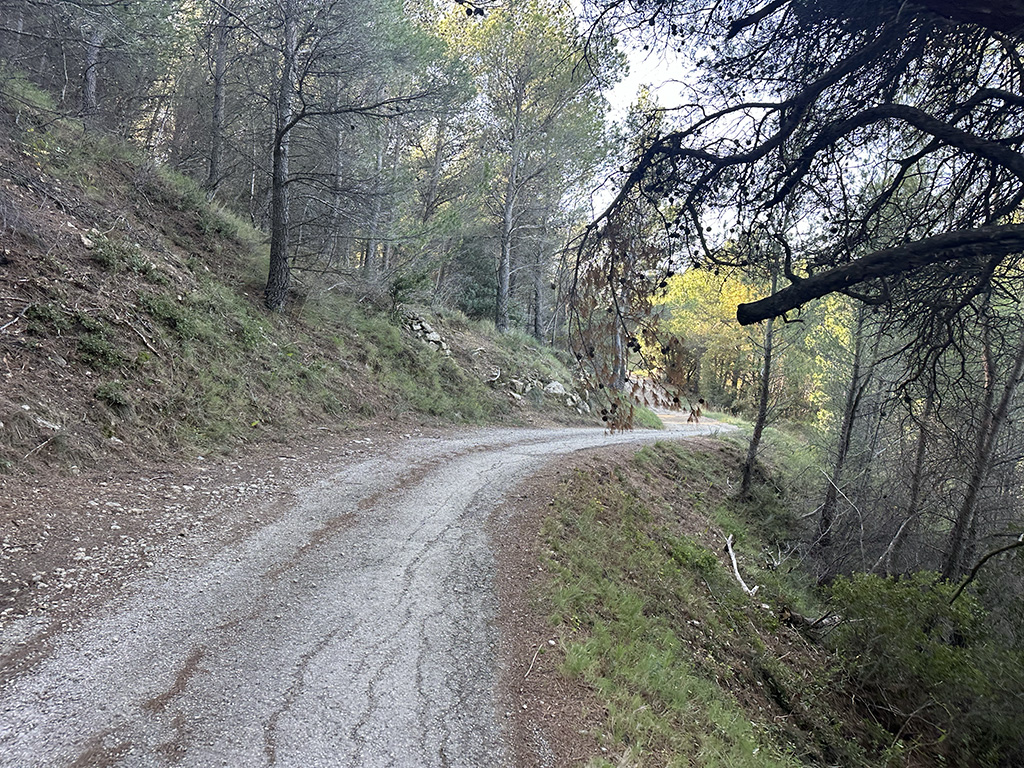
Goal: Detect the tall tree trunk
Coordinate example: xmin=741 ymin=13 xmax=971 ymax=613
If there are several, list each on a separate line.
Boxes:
xmin=421 ymin=113 xmax=448 ymax=224
xmin=496 ymin=96 xmax=524 ymax=333
xmin=364 ymin=144 xmax=385 ymax=281
xmin=324 ymin=125 xmax=346 ymax=267
xmin=82 ymin=24 xmax=105 ymax=124
xmin=323 ymin=77 xmax=348 ymax=267
xmin=532 ymin=261 xmax=544 ymax=340
xmin=612 ymin=323 xmax=627 ymax=390
xmin=496 ymin=160 xmax=518 ymax=332
xmin=531 ymin=218 xmax=547 ymax=341
xmin=264 ymin=0 xmax=298 ymax=312
xmin=205 ymin=3 xmax=231 ymax=198
xmin=818 ymin=306 xmax=868 ymax=549
xmin=872 ymin=392 xmax=934 ymax=576
xmin=942 ymin=325 xmax=1024 ymax=580
xmin=741 ymin=261 xmax=778 ymax=497
xmin=906 ymin=403 xmax=932 ymax=526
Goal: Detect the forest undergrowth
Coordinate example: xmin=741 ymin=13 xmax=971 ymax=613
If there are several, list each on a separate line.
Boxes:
xmin=538 ymin=434 xmax=1024 ymax=768
xmin=0 ymin=80 xmax=590 ymax=477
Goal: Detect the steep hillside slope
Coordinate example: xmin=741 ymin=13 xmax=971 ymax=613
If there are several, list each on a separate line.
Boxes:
xmin=0 ymin=78 xmax=590 ymax=479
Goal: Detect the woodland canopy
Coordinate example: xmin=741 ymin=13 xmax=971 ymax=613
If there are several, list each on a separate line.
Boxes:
xmin=583 ymin=0 xmax=1024 ymax=331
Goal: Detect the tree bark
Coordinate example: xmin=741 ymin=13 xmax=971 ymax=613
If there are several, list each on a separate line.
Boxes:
xmin=264 ymin=0 xmax=298 ymax=312
xmin=531 ymin=217 xmax=548 ymax=341
xmin=496 ymin=79 xmax=527 ymax=334
xmin=364 ymin=143 xmax=386 ymax=281
xmin=82 ymin=24 xmax=105 ymax=124
xmin=736 ymin=224 xmax=1024 ymax=325
xmin=818 ymin=306 xmax=868 ymax=549
xmin=741 ymin=261 xmax=778 ymax=497
xmin=941 ymin=325 xmax=1024 ymax=580
xmin=612 ymin=323 xmax=627 ymax=391
xmin=496 ymin=153 xmax=519 ymax=332
xmin=205 ymin=3 xmax=231 ymax=198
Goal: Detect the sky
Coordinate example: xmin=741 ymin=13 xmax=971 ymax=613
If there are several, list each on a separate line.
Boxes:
xmin=606 ymin=45 xmax=682 ymax=118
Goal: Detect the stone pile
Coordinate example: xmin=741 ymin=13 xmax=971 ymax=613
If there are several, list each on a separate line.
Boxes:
xmin=403 ymin=311 xmax=451 ymax=356
xmin=504 ymin=378 xmax=590 ymax=415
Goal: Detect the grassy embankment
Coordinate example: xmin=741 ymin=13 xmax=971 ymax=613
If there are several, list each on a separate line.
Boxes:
xmin=538 ymin=425 xmax=1024 ymax=767
xmin=0 ymin=73 xmax=591 ymax=474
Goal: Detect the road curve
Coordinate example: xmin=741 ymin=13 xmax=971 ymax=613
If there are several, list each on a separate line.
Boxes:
xmin=0 ymin=422 xmax=726 ymax=768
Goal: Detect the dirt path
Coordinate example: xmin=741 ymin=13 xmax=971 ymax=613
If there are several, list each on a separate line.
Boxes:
xmin=0 ymin=422 xmax=730 ymax=767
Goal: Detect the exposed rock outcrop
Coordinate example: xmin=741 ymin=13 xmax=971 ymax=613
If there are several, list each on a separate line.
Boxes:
xmin=402 ymin=311 xmax=451 ymax=356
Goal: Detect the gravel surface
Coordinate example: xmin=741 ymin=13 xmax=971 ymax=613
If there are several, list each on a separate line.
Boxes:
xmin=0 ymin=420 xmax=729 ymax=767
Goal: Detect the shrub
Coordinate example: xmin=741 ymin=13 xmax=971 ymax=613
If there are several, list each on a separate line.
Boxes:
xmin=829 ymin=572 xmax=1024 ymax=765
xmin=75 ymin=317 xmax=121 ymax=370
xmin=25 ymin=303 xmax=70 ymax=335
xmin=95 ymin=380 xmax=131 ymax=408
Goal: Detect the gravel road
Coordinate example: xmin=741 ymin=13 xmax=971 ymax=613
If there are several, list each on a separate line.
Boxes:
xmin=0 ymin=421 xmax=727 ymax=767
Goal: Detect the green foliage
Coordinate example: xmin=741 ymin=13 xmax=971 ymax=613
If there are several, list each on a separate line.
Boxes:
xmin=95 ymin=380 xmax=131 ymax=409
xmin=541 ymin=446 xmax=859 ymax=767
xmin=139 ymin=294 xmax=201 ymax=341
xmin=829 ymin=572 xmax=1024 ymax=765
xmin=651 ymin=270 xmax=816 ymax=419
xmin=25 ymin=303 xmax=71 ymax=335
xmin=664 ymin=532 xmax=719 ymax=575
xmin=76 ymin=333 xmax=121 ymax=370
xmin=451 ymin=238 xmax=498 ymax=320
xmin=388 ymin=270 xmax=431 ymax=311
xmin=149 ymin=164 xmax=208 ymax=211
xmin=89 ymin=234 xmax=162 ymax=280
xmin=73 ymin=313 xmax=123 ymax=371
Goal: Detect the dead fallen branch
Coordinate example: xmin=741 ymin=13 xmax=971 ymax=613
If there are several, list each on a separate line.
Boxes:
xmin=112 ymin=314 xmax=160 ymax=356
xmin=0 ymin=303 xmax=32 ymax=333
xmin=725 ymin=534 xmax=759 ymax=596
xmin=23 ymin=434 xmax=57 ymax=460
xmin=949 ymin=535 xmax=1024 ymax=605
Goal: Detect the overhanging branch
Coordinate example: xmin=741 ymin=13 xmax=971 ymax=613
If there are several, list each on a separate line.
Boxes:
xmin=736 ymin=224 xmax=1024 ymax=324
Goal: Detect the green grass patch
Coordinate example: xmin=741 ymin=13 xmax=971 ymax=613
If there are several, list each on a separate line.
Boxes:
xmin=633 ymin=404 xmax=665 ymax=430
xmin=540 ymin=443 xmax=871 ymax=767
xmin=74 ymin=314 xmax=123 ymax=371
xmin=89 ymin=234 xmax=163 ymax=281
xmin=0 ymin=68 xmax=57 ymax=113
xmin=95 ymin=379 xmax=131 ymax=409
xmin=704 ymin=409 xmax=748 ymax=427
xmin=2 ymin=101 xmax=594 ymax=470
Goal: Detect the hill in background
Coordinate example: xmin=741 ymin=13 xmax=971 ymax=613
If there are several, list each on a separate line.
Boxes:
xmin=0 ymin=79 xmax=592 ymax=479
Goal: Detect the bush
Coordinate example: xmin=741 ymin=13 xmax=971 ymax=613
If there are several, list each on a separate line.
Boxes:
xmin=95 ymin=380 xmax=131 ymax=409
xmin=829 ymin=572 xmax=1024 ymax=766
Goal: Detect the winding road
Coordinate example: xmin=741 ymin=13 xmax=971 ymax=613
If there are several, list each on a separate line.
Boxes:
xmin=0 ymin=420 xmax=725 ymax=767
